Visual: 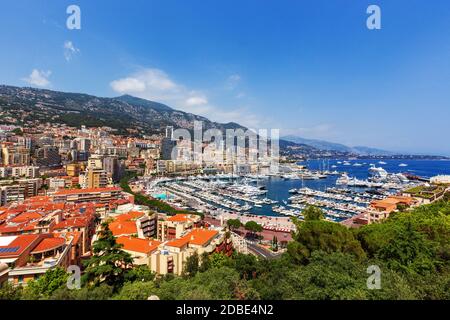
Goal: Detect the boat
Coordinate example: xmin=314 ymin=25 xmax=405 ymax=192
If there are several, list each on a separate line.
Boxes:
xmin=378 ymin=161 xmax=387 ymax=165
xmin=399 ymin=163 xmax=408 ymax=167
xmin=353 ymin=163 xmax=363 ymax=167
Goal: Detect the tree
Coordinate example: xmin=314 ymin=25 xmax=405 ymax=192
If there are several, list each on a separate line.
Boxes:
xmin=272 ymin=236 xmax=279 ymax=252
xmin=227 ymin=219 xmax=242 ymax=232
xmin=114 ymin=281 xmax=157 ymax=300
xmin=83 ymin=222 xmax=133 ymax=290
xmin=12 ymin=128 xmax=23 ymax=136
xmin=124 ymin=265 xmax=155 ymax=283
xmin=183 ymin=252 xmax=199 ymax=278
xmin=287 ymin=217 xmax=366 ymax=264
xmin=244 ymin=221 xmax=263 ymax=239
xmin=0 ymin=282 xmax=23 ymax=300
xmin=209 ymin=253 xmax=231 ymax=269
xmin=198 ymin=252 xmax=211 ymax=273
xmin=302 ymin=205 xmax=325 ymax=221
xmin=24 ymin=267 xmax=69 ymax=299
xmin=377 ymin=221 xmax=436 ymax=274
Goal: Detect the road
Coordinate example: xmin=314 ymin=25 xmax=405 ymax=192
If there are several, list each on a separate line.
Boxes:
xmin=246 ymin=241 xmax=281 ymax=260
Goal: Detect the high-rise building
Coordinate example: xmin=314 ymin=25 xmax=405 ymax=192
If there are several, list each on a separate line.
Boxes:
xmin=34 ymin=146 xmax=61 ymax=168
xmin=1 ymin=145 xmax=30 ymax=166
xmin=165 ymin=126 xmax=174 ymax=139
xmin=161 ymin=138 xmax=177 ymax=160
xmin=79 ymin=168 xmax=109 ymax=189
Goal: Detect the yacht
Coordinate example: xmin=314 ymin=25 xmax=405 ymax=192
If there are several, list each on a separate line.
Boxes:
xmin=399 ymin=163 xmax=408 ymax=167
xmin=369 ymin=166 xmax=388 ymax=180
xmin=378 ymin=161 xmax=387 ymax=165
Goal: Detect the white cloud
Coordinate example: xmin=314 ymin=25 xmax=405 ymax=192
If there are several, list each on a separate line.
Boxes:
xmin=110 ymin=68 xmax=264 ymax=128
xmin=22 ymin=69 xmax=52 ymax=87
xmin=185 ymin=94 xmax=208 ymax=107
xmin=111 ymin=77 xmax=146 ymax=93
xmin=64 ymin=41 xmax=80 ymax=61
xmin=226 ymin=74 xmax=241 ymax=90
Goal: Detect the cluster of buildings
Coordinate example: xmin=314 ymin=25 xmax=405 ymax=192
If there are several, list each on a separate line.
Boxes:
xmin=0 ymin=189 xmax=232 ymax=286
xmin=108 ymin=205 xmax=233 ymax=276
xmin=344 ymin=177 xmax=450 ymax=227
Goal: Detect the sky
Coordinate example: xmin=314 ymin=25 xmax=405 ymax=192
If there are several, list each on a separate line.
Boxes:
xmin=0 ymin=0 xmax=449 ymax=155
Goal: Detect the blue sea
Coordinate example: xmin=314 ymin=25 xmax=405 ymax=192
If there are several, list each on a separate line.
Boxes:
xmin=248 ymin=159 xmax=450 ymax=217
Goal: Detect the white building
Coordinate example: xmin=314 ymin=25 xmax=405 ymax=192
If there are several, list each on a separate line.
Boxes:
xmin=430 ymin=175 xmax=450 ymax=185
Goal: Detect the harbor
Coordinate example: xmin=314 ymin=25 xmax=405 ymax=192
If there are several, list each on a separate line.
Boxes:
xmin=131 ymin=159 xmax=444 ymax=231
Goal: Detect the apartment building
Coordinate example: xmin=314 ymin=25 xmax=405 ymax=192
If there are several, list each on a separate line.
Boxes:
xmin=0 ymin=166 xmax=39 ymax=179
xmin=0 ymin=234 xmax=72 ymax=286
xmin=157 ymin=213 xmax=202 ymax=242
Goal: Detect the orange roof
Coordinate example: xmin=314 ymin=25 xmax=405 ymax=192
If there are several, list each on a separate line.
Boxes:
xmin=31 ymin=237 xmax=66 ymax=254
xmin=109 ymin=221 xmax=138 ymax=236
xmin=166 ymin=229 xmax=219 ymax=248
xmin=182 ymin=229 xmax=218 ymax=246
xmin=116 ymin=236 xmax=161 ymax=254
xmin=10 ymin=212 xmax=42 ymax=223
xmin=115 ymin=211 xmax=145 ymax=222
xmin=0 ymin=234 xmax=41 ymax=257
xmin=55 ymin=231 xmax=82 ymax=244
xmin=53 ymin=216 xmax=90 ymax=230
xmin=165 ymin=237 xmax=190 ymax=249
xmin=167 ymin=214 xmax=189 ymax=222
xmin=54 ymin=187 xmax=122 ymax=195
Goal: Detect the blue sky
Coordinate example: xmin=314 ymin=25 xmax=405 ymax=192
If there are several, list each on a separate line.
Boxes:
xmin=0 ymin=0 xmax=449 ymax=155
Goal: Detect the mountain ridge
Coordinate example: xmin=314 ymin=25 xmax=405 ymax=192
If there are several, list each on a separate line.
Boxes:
xmin=282 ymin=135 xmax=395 ymax=156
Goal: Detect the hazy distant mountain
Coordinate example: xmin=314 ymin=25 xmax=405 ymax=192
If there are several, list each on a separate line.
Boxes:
xmin=282 ymin=135 xmax=353 ymax=153
xmin=282 ymin=135 xmax=395 ymax=156
xmin=351 ymin=146 xmax=395 ymax=156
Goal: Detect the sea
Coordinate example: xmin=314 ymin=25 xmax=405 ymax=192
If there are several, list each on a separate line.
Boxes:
xmin=248 ymin=159 xmax=450 ymax=217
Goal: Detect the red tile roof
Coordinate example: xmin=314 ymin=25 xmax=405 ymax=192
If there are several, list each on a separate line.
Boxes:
xmin=31 ymin=237 xmax=66 ymax=254
xmin=182 ymin=229 xmax=218 ymax=246
xmin=0 ymin=234 xmax=41 ymax=257
xmin=54 ymin=187 xmax=121 ymax=195
xmin=116 ymin=236 xmax=161 ymax=254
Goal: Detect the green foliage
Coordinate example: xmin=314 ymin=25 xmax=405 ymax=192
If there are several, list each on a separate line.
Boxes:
xmin=244 ymin=221 xmax=263 ymax=236
xmin=288 ymin=217 xmax=366 ymax=264
xmin=227 ymin=219 xmax=242 ymax=230
xmin=83 ymin=222 xmax=133 ymax=290
xmin=209 ymin=253 xmax=232 ymax=269
xmin=356 ymin=200 xmax=450 ymax=275
xmin=2 ymin=198 xmax=449 ymax=301
xmin=12 ymin=128 xmax=23 ymax=136
xmin=113 ymin=281 xmax=157 ymax=300
xmin=120 ymin=173 xmax=198 ymax=216
xmin=198 ymin=252 xmax=211 ymax=273
xmin=183 ymin=252 xmax=200 ymax=278
xmin=50 ymin=284 xmax=114 ymax=300
xmin=0 ymin=282 xmax=23 ymax=300
xmin=124 ymin=265 xmax=155 ymax=283
xmin=24 ymin=267 xmax=69 ymax=299
xmin=302 ymin=205 xmax=325 ymax=221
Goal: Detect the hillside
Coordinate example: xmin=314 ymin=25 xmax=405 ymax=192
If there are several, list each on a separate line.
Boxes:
xmin=0 ymin=85 xmax=245 ymax=135
xmin=282 ymin=135 xmax=395 ymax=156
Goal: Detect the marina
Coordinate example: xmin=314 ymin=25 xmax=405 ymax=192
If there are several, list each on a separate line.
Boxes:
xmin=135 ymin=159 xmax=445 ymax=227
